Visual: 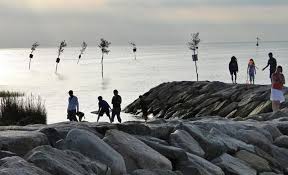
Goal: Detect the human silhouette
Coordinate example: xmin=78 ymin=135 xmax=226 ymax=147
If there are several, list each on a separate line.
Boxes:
xmin=139 ymin=95 xmax=148 ymax=123
xmin=229 ymin=56 xmax=238 ymax=84
xmin=111 ymin=90 xmax=122 ymax=123
xmin=97 ymin=96 xmax=111 ymax=122
xmin=67 ymin=90 xmax=79 ymax=122
xmin=247 ymin=59 xmax=256 ymax=84
xmin=271 ymin=66 xmax=285 ymax=112
xmin=262 ymin=52 xmax=277 ymax=80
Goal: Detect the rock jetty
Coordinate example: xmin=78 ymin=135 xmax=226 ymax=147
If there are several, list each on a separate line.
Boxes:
xmin=125 ymin=81 xmax=288 ymax=119
xmin=0 ymin=81 xmax=287 ymax=175
xmin=0 ymin=113 xmax=287 ymax=174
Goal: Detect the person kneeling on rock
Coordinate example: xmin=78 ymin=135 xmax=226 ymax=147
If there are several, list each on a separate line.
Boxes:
xmin=97 ymin=96 xmax=112 ymax=123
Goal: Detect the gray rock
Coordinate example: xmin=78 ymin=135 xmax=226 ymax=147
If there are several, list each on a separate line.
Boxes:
xmin=260 ymin=124 xmax=282 ymax=141
xmin=169 ymin=130 xmax=205 ymax=157
xmin=103 ymin=129 xmax=172 ymax=173
xmin=235 ymin=150 xmax=271 ymax=172
xmin=39 ymin=127 xmax=62 ymax=147
xmin=271 ymin=145 xmax=288 ymax=169
xmin=176 ymin=153 xmax=224 ymax=175
xmin=136 ymin=136 xmax=188 ymax=161
xmin=131 ymin=169 xmax=182 ymax=175
xmin=0 ymin=131 xmax=48 ymax=156
xmin=0 ymin=151 xmax=16 ymax=159
xmin=64 ymin=129 xmax=126 ymax=175
xmin=260 ymin=172 xmax=283 ymax=175
xmin=249 ymin=101 xmax=272 ymax=116
xmin=208 ymin=128 xmax=255 ymax=153
xmin=274 ymin=135 xmax=288 ymax=149
xmin=235 ymin=129 xmax=272 ymax=153
xmin=25 ymin=145 xmax=110 ymax=175
xmin=218 ymin=102 xmax=238 ymax=117
xmin=0 ymin=156 xmax=51 ymax=175
xmin=212 ymin=153 xmax=257 ymax=175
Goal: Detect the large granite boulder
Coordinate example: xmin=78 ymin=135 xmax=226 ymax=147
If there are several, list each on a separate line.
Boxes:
xmin=0 ymin=131 xmax=48 ymax=156
xmin=235 ymin=150 xmax=271 ymax=172
xmin=131 ymin=169 xmax=182 ymax=175
xmin=25 ymin=145 xmax=110 ymax=175
xmin=0 ymin=156 xmax=51 ymax=175
xmin=212 ymin=153 xmax=257 ymax=175
xmin=64 ymin=129 xmax=126 ymax=175
xmin=103 ymin=129 xmax=172 ymax=173
xmin=169 ymin=129 xmax=205 ymax=157
xmin=274 ymin=135 xmax=288 ymax=149
xmin=175 ymin=153 xmax=224 ymax=175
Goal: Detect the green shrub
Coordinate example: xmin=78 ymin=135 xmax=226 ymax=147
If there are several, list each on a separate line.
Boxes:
xmin=0 ymin=94 xmax=47 ymax=126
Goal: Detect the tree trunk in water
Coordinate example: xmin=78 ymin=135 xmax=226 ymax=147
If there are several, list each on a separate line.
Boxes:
xmin=29 ymin=58 xmax=32 ymax=70
xmin=194 ymin=60 xmax=199 ymax=81
xmin=134 ymin=52 xmax=136 ymax=60
xmin=101 ymin=62 xmax=104 ymax=79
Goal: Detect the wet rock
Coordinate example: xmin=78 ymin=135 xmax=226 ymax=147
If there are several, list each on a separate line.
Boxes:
xmin=131 ymin=169 xmax=182 ymax=175
xmin=235 ymin=150 xmax=271 ymax=172
xmin=212 ymin=153 xmax=257 ymax=175
xmin=39 ymin=127 xmax=62 ymax=147
xmin=0 ymin=156 xmax=51 ymax=175
xmin=169 ymin=129 xmax=205 ymax=157
xmin=64 ymin=129 xmax=126 ymax=175
xmin=25 ymin=145 xmax=110 ymax=175
xmin=103 ymin=129 xmax=172 ymax=173
xmin=0 ymin=130 xmax=48 ymax=156
xmin=274 ymin=135 xmax=288 ymax=149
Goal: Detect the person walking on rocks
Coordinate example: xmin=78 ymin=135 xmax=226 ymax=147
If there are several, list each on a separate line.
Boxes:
xmin=247 ymin=58 xmax=256 ymax=84
xmin=271 ymin=66 xmax=285 ymax=112
xmin=97 ymin=96 xmax=111 ymax=122
xmin=67 ymin=90 xmax=79 ymax=122
xmin=111 ymin=89 xmax=122 ymax=123
xmin=139 ymin=95 xmax=148 ymax=123
xmin=229 ymin=56 xmax=238 ymax=84
xmin=262 ymin=52 xmax=277 ymax=80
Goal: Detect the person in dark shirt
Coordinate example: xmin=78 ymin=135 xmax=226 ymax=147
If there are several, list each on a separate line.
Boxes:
xmin=111 ymin=89 xmax=122 ymax=123
xmin=262 ymin=52 xmax=277 ymax=80
xmin=97 ymin=96 xmax=111 ymax=122
xmin=229 ymin=56 xmax=238 ymax=84
xmin=139 ymin=95 xmax=148 ymax=123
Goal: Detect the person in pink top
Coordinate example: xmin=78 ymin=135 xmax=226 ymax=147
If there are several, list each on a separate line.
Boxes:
xmin=270 ymin=66 xmax=285 ymax=112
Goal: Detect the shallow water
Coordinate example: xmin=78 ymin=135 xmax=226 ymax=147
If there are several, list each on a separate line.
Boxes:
xmin=0 ymin=41 xmax=287 ymax=124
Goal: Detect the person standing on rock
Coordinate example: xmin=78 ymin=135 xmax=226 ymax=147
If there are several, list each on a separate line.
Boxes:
xmin=247 ymin=59 xmax=256 ymax=84
xmin=271 ymin=66 xmax=285 ymax=112
xmin=262 ymin=52 xmax=277 ymax=80
xmin=111 ymin=89 xmax=122 ymax=123
xmin=97 ymin=96 xmax=111 ymax=122
xmin=67 ymin=90 xmax=79 ymax=122
xmin=139 ymin=95 xmax=148 ymax=123
xmin=229 ymin=56 xmax=238 ymax=84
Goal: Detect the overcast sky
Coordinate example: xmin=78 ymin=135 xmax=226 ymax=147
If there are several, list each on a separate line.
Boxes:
xmin=1 ymin=0 xmax=288 ymax=47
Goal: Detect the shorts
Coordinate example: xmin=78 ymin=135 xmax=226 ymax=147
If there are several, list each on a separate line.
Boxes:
xmin=230 ymin=71 xmax=237 ymax=76
xmin=99 ymin=109 xmax=110 ymax=117
xmin=270 ymin=88 xmax=285 ymax=103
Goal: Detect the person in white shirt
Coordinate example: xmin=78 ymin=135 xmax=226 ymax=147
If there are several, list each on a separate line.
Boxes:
xmin=67 ymin=90 xmax=79 ymax=121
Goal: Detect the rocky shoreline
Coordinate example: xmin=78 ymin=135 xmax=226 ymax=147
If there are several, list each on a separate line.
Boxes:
xmin=125 ymin=81 xmax=288 ymax=119
xmin=0 ymin=81 xmax=288 ymax=175
xmin=0 ymin=112 xmax=287 ymax=174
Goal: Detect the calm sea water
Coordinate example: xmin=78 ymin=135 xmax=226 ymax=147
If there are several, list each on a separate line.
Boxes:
xmin=0 ymin=41 xmax=287 ymax=124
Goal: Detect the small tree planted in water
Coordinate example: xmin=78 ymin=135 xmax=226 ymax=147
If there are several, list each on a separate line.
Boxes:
xmin=98 ymin=38 xmax=111 ymax=78
xmin=188 ymin=32 xmax=201 ymax=81
xmin=29 ymin=42 xmax=40 ymax=70
xmin=77 ymin=41 xmax=87 ymax=64
xmin=55 ymin=40 xmax=67 ymax=73
xmin=129 ymin=42 xmax=137 ymax=60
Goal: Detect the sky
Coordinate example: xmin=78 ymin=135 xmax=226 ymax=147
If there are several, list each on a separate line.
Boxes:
xmin=0 ymin=0 xmax=288 ymax=47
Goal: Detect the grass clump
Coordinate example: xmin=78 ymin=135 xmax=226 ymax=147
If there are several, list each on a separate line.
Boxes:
xmin=0 ymin=94 xmax=47 ymax=126
xmin=0 ymin=91 xmax=24 ymax=98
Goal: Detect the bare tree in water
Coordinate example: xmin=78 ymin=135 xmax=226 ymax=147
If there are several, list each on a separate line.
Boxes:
xmin=256 ymin=37 xmax=260 ymax=47
xmin=77 ymin=41 xmax=87 ymax=64
xmin=188 ymin=32 xmax=201 ymax=81
xmin=55 ymin=40 xmax=67 ymax=73
xmin=129 ymin=42 xmax=137 ymax=60
xmin=98 ymin=39 xmax=111 ymax=78
xmin=29 ymin=42 xmax=40 ymax=70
